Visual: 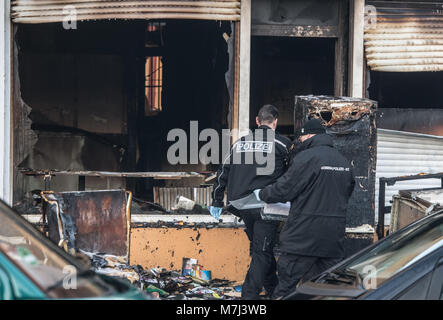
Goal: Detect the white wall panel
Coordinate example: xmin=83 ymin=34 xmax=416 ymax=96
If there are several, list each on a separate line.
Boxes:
xmin=376 ymin=129 xmax=443 ymax=225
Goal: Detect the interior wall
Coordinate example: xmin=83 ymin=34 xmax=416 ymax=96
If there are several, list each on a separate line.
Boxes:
xmin=14 ymin=20 xmax=231 ymax=203
xmin=377 ymin=109 xmax=443 ymax=137
xmin=252 ymin=0 xmax=340 ymax=26
xmin=13 ymin=21 xmax=142 ymax=203
xmin=16 ymin=22 xmax=132 ymax=135
xmin=250 ymin=36 xmax=335 ymax=134
xmin=136 ymin=21 xmax=231 ymax=196
xmin=20 ymin=53 xmax=126 ymax=134
xmin=369 ymin=71 xmax=443 ymax=136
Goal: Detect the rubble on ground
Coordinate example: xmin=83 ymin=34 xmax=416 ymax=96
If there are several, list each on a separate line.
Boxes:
xmin=81 ymin=251 xmax=241 ymax=300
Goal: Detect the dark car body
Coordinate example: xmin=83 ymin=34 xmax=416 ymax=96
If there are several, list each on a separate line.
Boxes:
xmin=286 ymin=210 xmax=443 ymax=300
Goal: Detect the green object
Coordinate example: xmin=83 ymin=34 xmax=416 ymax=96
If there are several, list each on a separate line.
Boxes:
xmin=0 ymin=252 xmax=44 ymax=299
xmin=0 ymin=248 xmax=149 ymax=301
xmin=212 ymin=292 xmax=221 ymax=299
xmin=0 ymin=200 xmax=149 ymax=300
xmin=145 ymin=284 xmax=169 ymax=296
xmin=16 ymin=247 xmax=38 ymax=266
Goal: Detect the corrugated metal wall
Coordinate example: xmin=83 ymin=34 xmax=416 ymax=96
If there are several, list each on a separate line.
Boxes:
xmin=11 ymin=0 xmax=241 ymax=23
xmin=375 ymin=129 xmax=443 ymax=224
xmin=153 ymin=186 xmax=214 ymax=211
xmin=365 ymin=1 xmax=443 ymax=72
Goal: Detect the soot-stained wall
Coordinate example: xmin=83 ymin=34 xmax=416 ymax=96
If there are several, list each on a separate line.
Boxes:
xmin=369 ymin=71 xmax=443 ymax=136
xmin=250 ymin=36 xmax=335 ymax=133
xmin=14 ymin=20 xmax=230 ymax=202
xmin=14 ymin=22 xmax=136 ymax=202
xmin=252 ymin=0 xmax=340 ymax=26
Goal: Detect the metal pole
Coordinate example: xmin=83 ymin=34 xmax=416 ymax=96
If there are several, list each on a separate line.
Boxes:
xmin=348 ymin=0 xmax=365 ymax=98
xmin=0 ymin=0 xmax=12 ymax=204
xmin=238 ymin=0 xmax=251 ymax=138
xmin=44 ymin=174 xmax=51 ymax=191
xmin=378 ymin=178 xmax=386 ymax=239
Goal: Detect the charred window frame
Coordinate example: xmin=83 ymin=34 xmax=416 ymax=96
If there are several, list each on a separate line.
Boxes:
xmin=145 ymin=22 xmax=165 ymax=116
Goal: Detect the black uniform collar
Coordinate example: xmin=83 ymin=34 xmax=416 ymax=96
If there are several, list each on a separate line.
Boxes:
xmin=300 ymin=133 xmax=333 ymax=150
xmin=258 ymin=125 xmax=273 ymax=130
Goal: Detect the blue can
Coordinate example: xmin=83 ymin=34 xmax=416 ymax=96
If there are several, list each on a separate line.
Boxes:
xmin=200 ymin=270 xmax=212 ymax=281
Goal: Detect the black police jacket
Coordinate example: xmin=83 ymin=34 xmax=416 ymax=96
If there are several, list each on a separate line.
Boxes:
xmin=259 ymin=133 xmax=355 ymax=258
xmin=212 ymin=125 xmax=292 ymax=208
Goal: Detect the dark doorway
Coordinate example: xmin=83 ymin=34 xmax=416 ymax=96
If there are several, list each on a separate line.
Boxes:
xmin=250 ymin=36 xmax=335 ymax=135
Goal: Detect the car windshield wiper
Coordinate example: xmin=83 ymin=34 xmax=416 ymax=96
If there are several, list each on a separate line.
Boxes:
xmin=318 ymin=268 xmax=362 ymax=286
xmin=291 ymin=268 xmax=367 ymax=299
xmin=45 ymin=269 xmax=96 ymax=293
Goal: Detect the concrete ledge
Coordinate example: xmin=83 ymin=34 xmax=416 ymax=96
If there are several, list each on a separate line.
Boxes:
xmin=22 ymin=213 xmax=375 ymax=234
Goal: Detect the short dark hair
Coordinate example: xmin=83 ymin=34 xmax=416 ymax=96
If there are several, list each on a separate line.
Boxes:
xmin=257 ymin=104 xmax=279 ymax=124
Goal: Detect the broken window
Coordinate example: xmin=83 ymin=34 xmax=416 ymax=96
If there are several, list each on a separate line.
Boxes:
xmin=145 ymin=22 xmax=165 ymax=116
xmin=145 ymin=56 xmax=163 ymax=115
xmin=364 ymin=1 xmax=443 ymax=136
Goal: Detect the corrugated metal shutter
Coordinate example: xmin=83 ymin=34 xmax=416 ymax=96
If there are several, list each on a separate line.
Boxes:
xmin=375 ymin=129 xmax=443 ymax=225
xmin=364 ymin=1 xmax=443 ymax=72
xmin=11 ymin=0 xmax=241 ymax=23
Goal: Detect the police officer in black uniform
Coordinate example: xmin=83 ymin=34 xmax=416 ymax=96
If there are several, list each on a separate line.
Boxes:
xmin=258 ymin=118 xmax=355 ymax=299
xmin=210 ymin=104 xmax=291 ymax=300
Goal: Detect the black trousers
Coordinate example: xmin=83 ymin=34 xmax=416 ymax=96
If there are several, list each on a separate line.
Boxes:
xmin=272 ymin=253 xmax=343 ymax=299
xmin=236 ymin=209 xmax=280 ymax=300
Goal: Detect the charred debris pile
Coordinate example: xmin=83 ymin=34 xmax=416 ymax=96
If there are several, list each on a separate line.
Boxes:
xmin=81 ymin=251 xmax=241 ymax=300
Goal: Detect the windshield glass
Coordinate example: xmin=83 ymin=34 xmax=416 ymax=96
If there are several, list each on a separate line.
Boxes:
xmin=0 ymin=202 xmax=116 ymax=298
xmin=342 ymin=212 xmax=443 ymax=289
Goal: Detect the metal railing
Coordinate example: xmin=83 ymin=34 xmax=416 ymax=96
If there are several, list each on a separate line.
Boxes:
xmin=377 ymin=172 xmax=443 ymax=239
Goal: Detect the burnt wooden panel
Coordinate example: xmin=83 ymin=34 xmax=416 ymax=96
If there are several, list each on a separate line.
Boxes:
xmin=42 ymin=190 xmax=130 ymax=257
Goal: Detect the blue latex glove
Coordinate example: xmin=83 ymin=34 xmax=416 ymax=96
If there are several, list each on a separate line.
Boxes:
xmin=253 ymin=189 xmax=262 ymax=201
xmin=209 ymin=206 xmax=223 ymax=220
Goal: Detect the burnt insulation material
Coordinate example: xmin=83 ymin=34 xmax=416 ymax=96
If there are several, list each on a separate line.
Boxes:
xmin=294 ymin=96 xmax=378 ymax=230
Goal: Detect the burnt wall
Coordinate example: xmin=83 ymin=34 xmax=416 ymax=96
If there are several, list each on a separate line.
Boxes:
xmin=14 ymin=20 xmax=231 ymax=202
xmin=14 ymin=22 xmax=139 ymax=202
xmin=369 ymin=71 xmax=443 ymax=136
xmin=252 ymin=0 xmax=340 ymax=26
xmin=377 ymin=108 xmax=443 ymax=136
xmin=130 ymin=226 xmax=250 ymax=282
xmin=251 ymin=37 xmax=335 ymax=132
xmin=20 ymin=52 xmax=126 ymax=134
xmin=15 ymin=21 xmax=143 ymax=134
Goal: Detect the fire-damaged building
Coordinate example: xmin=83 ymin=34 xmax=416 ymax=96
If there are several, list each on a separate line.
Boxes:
xmin=0 ymin=0 xmax=442 ymax=282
